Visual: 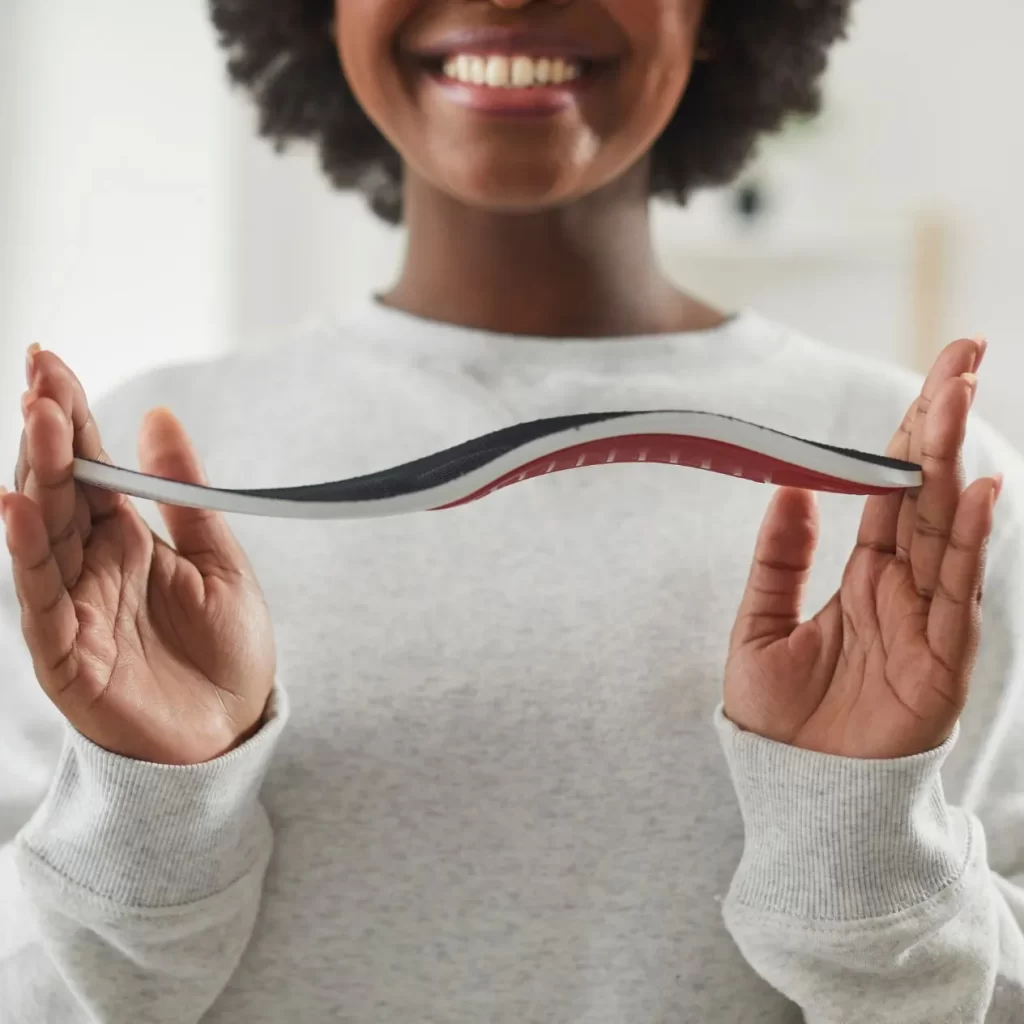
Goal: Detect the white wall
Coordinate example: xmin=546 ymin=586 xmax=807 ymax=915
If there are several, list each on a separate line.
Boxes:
xmin=3 ymin=0 xmax=1024 ymax=463
xmin=822 ymin=0 xmax=1024 ymax=433
xmin=226 ymin=103 xmax=405 ymax=353
xmin=0 ymin=0 xmax=232 ymax=463
xmin=222 ymin=0 xmax=1024 ymax=439
xmin=0 ymin=2 xmax=25 ymax=452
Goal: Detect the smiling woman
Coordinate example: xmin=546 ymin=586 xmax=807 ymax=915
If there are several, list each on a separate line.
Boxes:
xmin=210 ymin=0 xmax=851 ymax=222
xmin=7 ymin=2 xmax=1024 ymax=1023
xmin=351 ymin=0 xmax=686 ymax=213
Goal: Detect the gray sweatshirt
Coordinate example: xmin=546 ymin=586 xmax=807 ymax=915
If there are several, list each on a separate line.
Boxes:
xmin=2 ymin=302 xmax=1023 ymax=1022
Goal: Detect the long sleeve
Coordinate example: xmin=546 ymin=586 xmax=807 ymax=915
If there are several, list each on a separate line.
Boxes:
xmin=0 ymin=510 xmax=289 ymax=1023
xmin=715 ymin=711 xmax=1024 ymax=1022
xmin=0 ymin=612 xmax=290 ymax=1023
xmin=0 ymin=369 xmax=293 ymax=1024
xmin=714 ymin=435 xmax=1024 ymax=1023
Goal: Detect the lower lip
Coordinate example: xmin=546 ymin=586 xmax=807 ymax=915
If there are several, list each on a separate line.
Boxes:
xmin=428 ymin=74 xmax=590 ymax=116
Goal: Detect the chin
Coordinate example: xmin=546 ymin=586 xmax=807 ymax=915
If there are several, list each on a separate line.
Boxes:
xmin=430 ymin=157 xmax=596 ymax=214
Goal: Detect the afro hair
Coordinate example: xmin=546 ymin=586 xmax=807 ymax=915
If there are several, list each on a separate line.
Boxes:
xmin=209 ymin=0 xmax=853 ymax=225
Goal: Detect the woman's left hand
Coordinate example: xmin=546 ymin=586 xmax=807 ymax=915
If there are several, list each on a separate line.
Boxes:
xmin=723 ymin=337 xmax=1001 ymax=759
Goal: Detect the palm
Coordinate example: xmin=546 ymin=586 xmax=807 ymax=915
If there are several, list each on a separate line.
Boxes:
xmin=724 ymin=338 xmax=997 ymax=759
xmin=799 ymin=549 xmax=956 ymax=759
xmin=4 ymin=349 xmax=276 ymax=765
xmin=62 ymin=506 xmax=275 ymax=765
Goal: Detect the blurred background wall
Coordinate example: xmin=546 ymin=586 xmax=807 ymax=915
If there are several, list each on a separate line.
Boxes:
xmin=2 ymin=0 xmax=1023 ymax=463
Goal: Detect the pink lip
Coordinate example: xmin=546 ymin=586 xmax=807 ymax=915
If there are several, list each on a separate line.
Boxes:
xmin=429 ymin=75 xmax=588 ymax=116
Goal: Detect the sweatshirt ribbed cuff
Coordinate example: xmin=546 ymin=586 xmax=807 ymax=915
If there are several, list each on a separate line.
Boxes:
xmin=17 ymin=683 xmax=290 ymax=909
xmin=714 ymin=705 xmax=971 ymax=922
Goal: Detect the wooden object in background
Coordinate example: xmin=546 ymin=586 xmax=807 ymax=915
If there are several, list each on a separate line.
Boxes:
xmin=911 ymin=212 xmax=950 ymax=373
xmin=659 ymin=201 xmax=949 ymax=373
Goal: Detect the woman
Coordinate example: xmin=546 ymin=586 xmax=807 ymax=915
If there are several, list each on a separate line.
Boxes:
xmin=1 ymin=1 xmax=1022 ymax=1020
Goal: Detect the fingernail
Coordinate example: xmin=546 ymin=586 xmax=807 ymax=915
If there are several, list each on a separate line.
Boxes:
xmin=21 ymin=390 xmax=37 ymax=419
xmin=961 ymin=371 xmax=978 ymax=403
xmin=971 ymin=333 xmax=988 ymax=371
xmin=0 ymin=485 xmax=9 ymax=529
xmin=25 ymin=343 xmax=41 ymax=386
xmin=993 ymin=474 xmax=1004 ymax=504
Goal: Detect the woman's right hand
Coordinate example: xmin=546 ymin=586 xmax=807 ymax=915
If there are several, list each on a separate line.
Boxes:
xmin=0 ymin=347 xmax=276 ymax=765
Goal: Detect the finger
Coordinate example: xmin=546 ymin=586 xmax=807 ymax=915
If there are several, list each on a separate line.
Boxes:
xmin=14 ymin=419 xmax=27 ymax=492
xmin=18 ymin=390 xmax=94 ymax=539
xmin=905 ymin=373 xmax=972 ymax=595
xmin=896 ymin=340 xmax=982 ymax=555
xmin=730 ymin=488 xmax=818 ymax=651
xmin=856 ymin=488 xmax=904 ymax=555
xmin=926 ymin=475 xmax=999 ymax=687
xmin=0 ymin=489 xmax=83 ymax=698
xmin=906 ymin=337 xmax=984 ymax=463
xmin=28 ymin=348 xmax=123 ymax=518
xmin=14 ymin=389 xmax=39 ymax=494
xmin=138 ymin=408 xmax=254 ymax=578
xmin=857 ymin=337 xmax=981 ymax=554
xmin=22 ymin=396 xmax=85 ymax=589
xmin=12 ymin=343 xmax=39 ymax=492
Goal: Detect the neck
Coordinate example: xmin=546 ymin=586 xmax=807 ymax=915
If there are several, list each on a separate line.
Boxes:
xmin=380 ymin=160 xmax=723 ymax=338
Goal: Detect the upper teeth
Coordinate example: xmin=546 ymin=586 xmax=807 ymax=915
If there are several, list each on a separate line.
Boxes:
xmin=441 ymin=55 xmax=582 ymax=87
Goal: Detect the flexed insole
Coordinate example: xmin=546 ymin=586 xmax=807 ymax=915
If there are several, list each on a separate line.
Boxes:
xmin=71 ymin=410 xmax=921 ymax=520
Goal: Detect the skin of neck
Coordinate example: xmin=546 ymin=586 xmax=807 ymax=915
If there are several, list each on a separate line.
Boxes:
xmin=381 ymin=157 xmax=724 ymax=339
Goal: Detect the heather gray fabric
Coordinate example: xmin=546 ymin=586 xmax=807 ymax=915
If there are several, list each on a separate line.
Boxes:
xmin=2 ymin=303 xmax=1022 ymax=1022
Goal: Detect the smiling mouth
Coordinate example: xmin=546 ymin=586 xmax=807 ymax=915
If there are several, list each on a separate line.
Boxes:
xmin=408 ymin=26 xmax=617 ymax=115
xmin=432 ymin=53 xmax=591 ymax=89
xmin=414 ymin=51 xmax=608 ymax=115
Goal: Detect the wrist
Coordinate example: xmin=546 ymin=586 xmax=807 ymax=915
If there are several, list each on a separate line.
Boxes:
xmin=17 ymin=683 xmax=290 ymax=907
xmin=714 ymin=705 xmax=971 ymax=920
xmin=227 ymin=693 xmax=274 ymax=753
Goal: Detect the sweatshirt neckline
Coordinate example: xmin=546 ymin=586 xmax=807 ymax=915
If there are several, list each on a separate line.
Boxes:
xmin=335 ymin=296 xmax=791 ymax=370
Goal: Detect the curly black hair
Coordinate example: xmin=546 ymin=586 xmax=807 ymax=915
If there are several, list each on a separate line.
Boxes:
xmin=209 ymin=0 xmax=853 ymax=225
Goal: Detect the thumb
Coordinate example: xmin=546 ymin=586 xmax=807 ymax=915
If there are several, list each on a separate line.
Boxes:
xmin=138 ymin=407 xmax=252 ymax=577
xmin=730 ymin=487 xmax=820 ymax=652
